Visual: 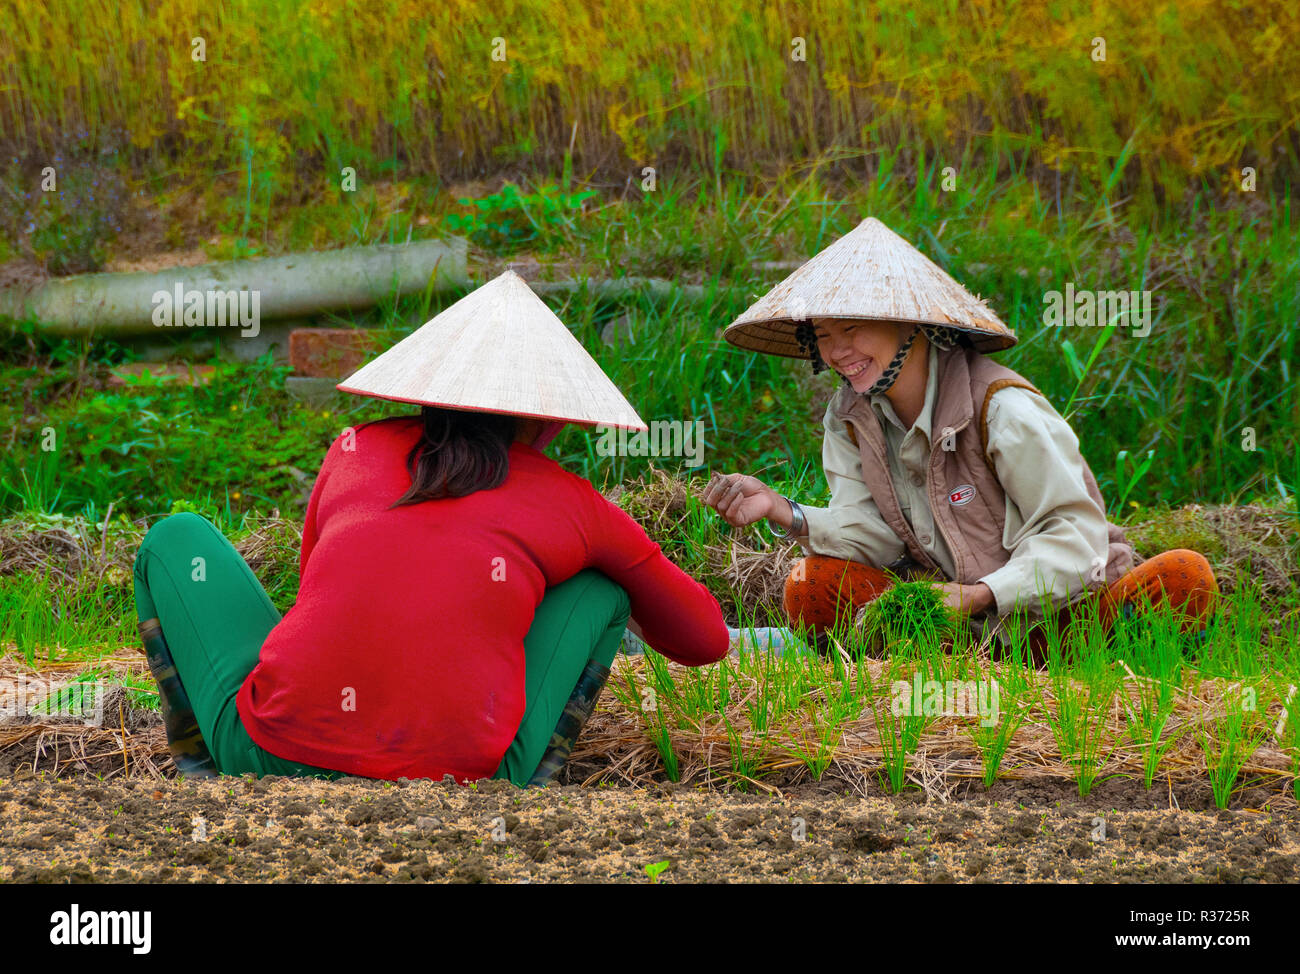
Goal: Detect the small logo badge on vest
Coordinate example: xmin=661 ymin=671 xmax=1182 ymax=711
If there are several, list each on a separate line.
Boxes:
xmin=948 ymin=484 xmax=976 ymax=506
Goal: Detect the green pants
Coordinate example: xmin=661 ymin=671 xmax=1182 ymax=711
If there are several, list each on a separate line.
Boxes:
xmin=132 ymin=512 xmax=630 ymax=785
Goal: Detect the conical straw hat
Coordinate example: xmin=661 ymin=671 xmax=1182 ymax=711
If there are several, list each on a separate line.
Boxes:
xmin=724 ymin=217 xmax=1017 ymax=357
xmin=337 ymin=270 xmax=647 ymax=431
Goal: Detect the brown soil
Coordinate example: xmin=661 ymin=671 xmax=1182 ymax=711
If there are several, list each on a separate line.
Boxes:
xmin=1 ymin=770 xmax=1297 ymax=884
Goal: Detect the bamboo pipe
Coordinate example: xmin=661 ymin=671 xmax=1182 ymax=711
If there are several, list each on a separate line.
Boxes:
xmin=0 ymin=238 xmax=468 ymax=338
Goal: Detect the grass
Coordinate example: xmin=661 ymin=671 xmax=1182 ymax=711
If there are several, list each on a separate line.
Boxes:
xmin=3 ymin=176 xmax=1297 ymax=523
xmin=0 ymin=570 xmax=136 ymax=663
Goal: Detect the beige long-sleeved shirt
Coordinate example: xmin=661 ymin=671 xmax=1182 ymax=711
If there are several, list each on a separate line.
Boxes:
xmin=796 ymin=347 xmax=1112 ymax=619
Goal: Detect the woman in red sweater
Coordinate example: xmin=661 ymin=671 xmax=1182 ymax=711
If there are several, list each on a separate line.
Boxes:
xmin=133 ymin=271 xmax=729 ymax=785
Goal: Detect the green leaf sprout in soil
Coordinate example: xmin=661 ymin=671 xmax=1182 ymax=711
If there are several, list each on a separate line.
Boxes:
xmin=1038 ymin=621 xmax=1123 ymax=798
xmin=1197 ymin=681 xmax=1270 ymax=810
xmin=969 ymin=624 xmax=1036 ymax=789
xmin=861 ymin=656 xmax=932 ymax=794
xmin=1114 ymin=600 xmax=1187 ymax=788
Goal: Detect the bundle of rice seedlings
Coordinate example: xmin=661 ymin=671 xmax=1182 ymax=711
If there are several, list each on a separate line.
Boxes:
xmin=854 ymin=580 xmax=957 ymax=657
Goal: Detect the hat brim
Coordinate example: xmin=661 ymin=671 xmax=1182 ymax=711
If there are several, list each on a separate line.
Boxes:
xmin=332 ymin=383 xmax=649 ymax=431
xmin=723 ymin=313 xmax=1017 ymax=358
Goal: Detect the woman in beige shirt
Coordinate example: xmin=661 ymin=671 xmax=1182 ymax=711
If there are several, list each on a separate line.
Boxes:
xmin=704 ymin=218 xmax=1217 ymax=657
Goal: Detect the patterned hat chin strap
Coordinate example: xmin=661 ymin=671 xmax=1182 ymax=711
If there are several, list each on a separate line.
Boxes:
xmin=862 ymin=324 xmax=920 ymax=397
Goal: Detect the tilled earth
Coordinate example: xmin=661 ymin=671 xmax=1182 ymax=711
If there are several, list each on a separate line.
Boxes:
xmin=2 ymin=771 xmax=1298 ymax=883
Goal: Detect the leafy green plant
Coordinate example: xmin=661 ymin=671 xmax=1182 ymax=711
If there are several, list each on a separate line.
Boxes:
xmin=1110 ymin=449 xmax=1157 ymax=518
xmin=443 ymin=182 xmax=596 ymax=253
xmin=856 ymin=580 xmax=957 ymax=657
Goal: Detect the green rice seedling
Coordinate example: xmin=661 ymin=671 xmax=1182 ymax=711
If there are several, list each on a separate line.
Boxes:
xmin=32 ymin=666 xmax=162 ymax=718
xmin=789 ymin=654 xmax=858 ymax=780
xmin=852 ymin=583 xmax=962 ymax=792
xmin=1196 ymin=679 xmax=1271 ymax=810
xmin=861 ymin=655 xmax=933 ymax=794
xmin=117 ymin=668 xmax=160 ymax=711
xmin=1038 ymin=622 xmax=1124 ymax=798
xmin=1122 ymin=673 xmax=1184 ymax=790
xmin=640 ymin=649 xmax=689 ymax=729
xmin=794 ymin=697 xmax=842 ymax=780
xmin=735 ymin=641 xmax=789 ymax=735
xmin=608 ymin=657 xmax=647 ymax=713
xmin=968 ymin=617 xmax=1036 ymax=789
xmin=723 ymin=715 xmax=766 ymax=788
xmin=606 ymin=657 xmax=682 ymax=780
xmin=672 ymin=652 xmax=735 ymax=724
xmin=649 ymin=714 xmax=681 ymax=783
xmin=775 ymin=646 xmax=823 ymax=717
xmin=1111 ymin=593 xmax=1189 ymax=789
xmin=856 ymin=580 xmax=957 ymax=658
xmin=25 ymin=669 xmax=101 ymax=721
xmin=1275 ymin=678 xmax=1300 ymax=802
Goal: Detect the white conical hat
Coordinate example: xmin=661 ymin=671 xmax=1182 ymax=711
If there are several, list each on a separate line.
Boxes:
xmin=724 ymin=217 xmax=1017 ymax=356
xmin=337 ymin=270 xmax=647 ymax=431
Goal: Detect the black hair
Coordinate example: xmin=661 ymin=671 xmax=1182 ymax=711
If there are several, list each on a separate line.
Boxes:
xmin=390 ymin=406 xmax=519 ymax=507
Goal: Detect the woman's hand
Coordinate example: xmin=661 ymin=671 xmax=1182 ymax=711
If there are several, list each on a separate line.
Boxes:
xmin=936 ymin=581 xmax=995 ymax=616
xmin=701 ymin=472 xmax=784 ymax=529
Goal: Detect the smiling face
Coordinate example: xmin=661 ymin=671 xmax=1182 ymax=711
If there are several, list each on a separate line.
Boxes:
xmin=811 ymin=317 xmax=908 ymax=393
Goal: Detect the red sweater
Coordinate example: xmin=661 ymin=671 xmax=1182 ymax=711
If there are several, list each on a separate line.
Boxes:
xmin=236 ymin=416 xmax=728 ymax=781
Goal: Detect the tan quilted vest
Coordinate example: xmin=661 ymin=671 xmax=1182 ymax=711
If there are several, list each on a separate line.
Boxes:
xmin=832 ymin=345 xmax=1134 ymax=589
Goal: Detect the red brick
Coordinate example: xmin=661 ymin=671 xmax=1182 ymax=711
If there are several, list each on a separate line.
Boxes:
xmin=289 ymin=328 xmax=381 ymax=378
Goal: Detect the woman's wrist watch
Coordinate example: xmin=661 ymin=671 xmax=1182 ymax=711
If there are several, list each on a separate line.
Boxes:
xmin=769 ymin=496 xmax=806 ymax=541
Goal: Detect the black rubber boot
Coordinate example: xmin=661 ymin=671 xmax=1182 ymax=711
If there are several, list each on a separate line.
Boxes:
xmin=138 ymin=618 xmax=218 ymax=778
xmin=526 ymin=660 xmax=612 ymax=787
